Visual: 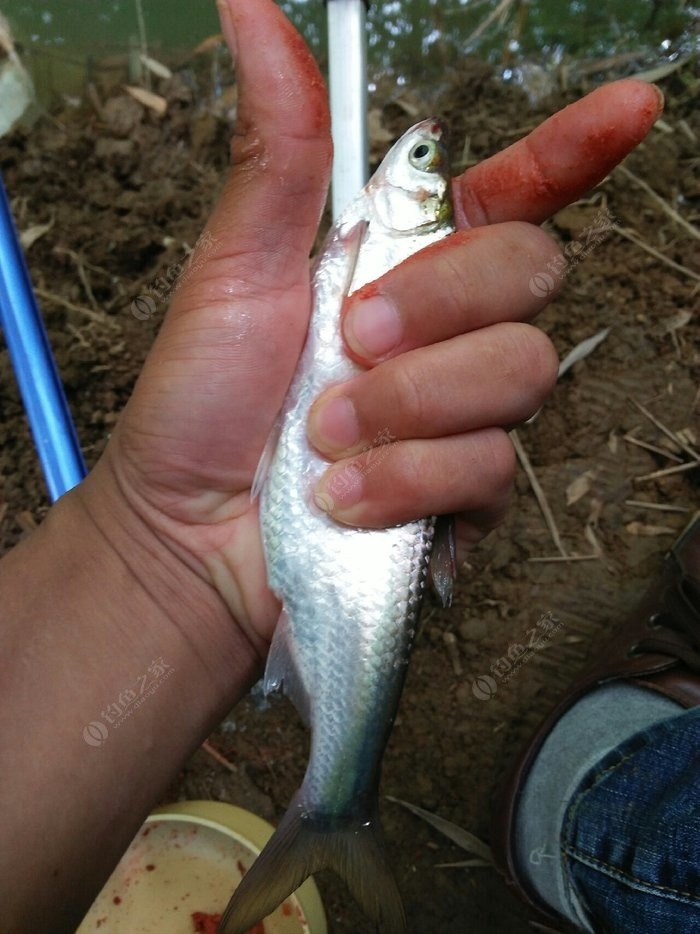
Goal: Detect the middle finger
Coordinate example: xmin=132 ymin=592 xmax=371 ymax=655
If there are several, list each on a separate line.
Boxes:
xmin=308 ymin=320 xmax=558 ymax=458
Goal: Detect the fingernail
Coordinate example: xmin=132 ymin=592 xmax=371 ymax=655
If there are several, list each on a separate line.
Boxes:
xmin=651 ymin=83 xmax=665 ymax=113
xmin=314 ymin=465 xmax=363 ymax=515
xmin=345 ymin=295 xmax=402 ymax=359
xmin=309 ymin=394 xmax=359 ymax=453
xmin=216 ymin=0 xmax=237 ymax=60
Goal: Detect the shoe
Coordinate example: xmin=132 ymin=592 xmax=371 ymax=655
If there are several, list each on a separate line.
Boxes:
xmin=491 ymin=512 xmax=700 ymax=931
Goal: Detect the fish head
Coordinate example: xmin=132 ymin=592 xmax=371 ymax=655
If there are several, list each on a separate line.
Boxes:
xmin=368 ymin=119 xmax=453 ymax=234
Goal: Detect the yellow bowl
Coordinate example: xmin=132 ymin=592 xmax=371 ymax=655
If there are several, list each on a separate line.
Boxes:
xmin=78 ymin=801 xmax=327 ymax=933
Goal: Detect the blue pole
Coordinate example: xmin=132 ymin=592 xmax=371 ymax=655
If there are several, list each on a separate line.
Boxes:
xmin=0 ymin=174 xmax=86 ymax=502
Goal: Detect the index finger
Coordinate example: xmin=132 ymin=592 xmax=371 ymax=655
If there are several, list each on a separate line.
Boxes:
xmin=454 ymin=78 xmax=663 ymax=228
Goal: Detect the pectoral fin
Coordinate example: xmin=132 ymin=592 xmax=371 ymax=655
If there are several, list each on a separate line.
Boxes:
xmin=430 ymin=514 xmax=457 ymax=608
xmin=250 ymin=412 xmax=283 ymax=501
xmin=339 ymin=218 xmax=369 ymax=297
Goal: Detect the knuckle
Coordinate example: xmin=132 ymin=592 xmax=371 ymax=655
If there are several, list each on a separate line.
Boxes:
xmin=433 ymin=243 xmax=475 ymax=317
xmin=393 ymin=359 xmax=429 ymax=429
xmin=499 ymin=322 xmax=559 ymax=400
xmin=508 ymin=219 xmax=558 ymax=258
xmin=513 ymin=221 xmax=563 ymax=290
xmin=450 ymin=429 xmax=515 ymax=518
xmin=523 ymin=325 xmax=560 ymax=395
xmin=480 ymin=428 xmax=517 ymax=494
xmin=501 ymin=221 xmax=564 ymax=301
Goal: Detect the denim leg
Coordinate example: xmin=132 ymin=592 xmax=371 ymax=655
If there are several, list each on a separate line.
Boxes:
xmin=562 ymin=707 xmax=700 ymax=932
xmin=516 ymin=684 xmax=681 ymax=929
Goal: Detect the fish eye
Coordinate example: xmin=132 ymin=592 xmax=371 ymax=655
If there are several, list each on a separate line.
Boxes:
xmin=409 ymin=139 xmax=438 ymax=171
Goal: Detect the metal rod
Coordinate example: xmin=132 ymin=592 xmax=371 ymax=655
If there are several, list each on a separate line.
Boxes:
xmin=327 ymin=0 xmax=369 ymax=218
xmin=0 ymin=174 xmax=86 ymax=501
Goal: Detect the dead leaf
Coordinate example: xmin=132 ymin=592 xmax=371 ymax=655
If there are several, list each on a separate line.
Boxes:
xmin=192 ymin=33 xmax=225 ymax=56
xmin=16 ymin=510 xmax=36 ymax=532
xmin=552 ymin=203 xmax=602 ymax=240
xmin=528 ymin=327 xmax=610 ymax=424
xmin=583 ymin=498 xmax=604 ymax=556
xmin=139 ymin=54 xmax=172 ymax=81
xmin=625 ymin=521 xmax=675 ymax=537
xmin=558 ymin=327 xmax=610 ymax=379
xmin=123 ymin=85 xmax=167 ymax=117
xmin=368 ymin=108 xmax=392 ymax=144
xmin=386 ymin=796 xmax=493 ymax=864
xmin=20 ymin=216 xmax=54 ymax=250
xmin=665 ymin=310 xmax=692 ymax=334
xmin=392 ymin=94 xmax=421 ymax=117
xmin=632 ymin=56 xmax=691 ymax=84
xmin=566 ymin=469 xmax=596 ymax=506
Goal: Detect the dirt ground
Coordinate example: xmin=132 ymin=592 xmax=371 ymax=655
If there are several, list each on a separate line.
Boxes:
xmin=1 ymin=52 xmax=698 ymax=933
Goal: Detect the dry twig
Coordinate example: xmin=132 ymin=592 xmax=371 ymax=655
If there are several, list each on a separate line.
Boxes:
xmin=616 ymin=226 xmax=700 ymax=284
xmin=624 ymin=500 xmax=690 ymax=514
xmin=634 ymin=461 xmax=699 ymax=483
xmin=528 ymin=554 xmax=599 ymax=563
xmin=465 ymin=0 xmax=516 ymax=46
xmin=35 ymin=287 xmax=119 ymax=329
xmin=623 ymin=432 xmax=684 ymax=463
xmin=511 ymin=429 xmax=567 ymax=557
xmin=616 ymin=164 xmax=700 ymax=242
xmin=200 ymin=739 xmax=237 ymax=773
xmin=629 ymin=398 xmax=700 ymax=465
xmin=55 ymin=247 xmax=99 ymax=310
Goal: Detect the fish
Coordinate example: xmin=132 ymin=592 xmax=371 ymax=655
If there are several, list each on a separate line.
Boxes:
xmin=220 ymin=119 xmax=456 ymax=934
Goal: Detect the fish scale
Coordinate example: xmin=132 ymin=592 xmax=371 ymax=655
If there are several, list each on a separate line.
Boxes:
xmin=220 ymin=119 xmax=455 ymax=934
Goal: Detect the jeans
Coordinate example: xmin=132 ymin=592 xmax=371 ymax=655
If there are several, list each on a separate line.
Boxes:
xmin=563 ymin=707 xmax=700 ymax=932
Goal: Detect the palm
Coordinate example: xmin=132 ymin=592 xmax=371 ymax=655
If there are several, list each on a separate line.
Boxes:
xmin=109 ymin=266 xmax=317 ymax=639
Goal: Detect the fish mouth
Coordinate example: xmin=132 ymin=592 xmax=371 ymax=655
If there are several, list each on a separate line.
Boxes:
xmin=416 ymin=117 xmax=448 ymax=142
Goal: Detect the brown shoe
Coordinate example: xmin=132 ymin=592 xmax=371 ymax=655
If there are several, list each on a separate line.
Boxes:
xmin=491 ymin=512 xmax=700 ymax=932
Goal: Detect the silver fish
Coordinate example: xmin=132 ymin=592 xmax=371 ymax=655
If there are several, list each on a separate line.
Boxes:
xmin=220 ymin=119 xmax=455 ymax=934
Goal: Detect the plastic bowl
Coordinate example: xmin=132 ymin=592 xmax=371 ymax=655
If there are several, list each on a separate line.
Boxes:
xmin=77 ymin=800 xmax=327 ymax=933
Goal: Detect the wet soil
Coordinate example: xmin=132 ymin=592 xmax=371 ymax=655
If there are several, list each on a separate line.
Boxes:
xmin=1 ymin=55 xmax=698 ymax=934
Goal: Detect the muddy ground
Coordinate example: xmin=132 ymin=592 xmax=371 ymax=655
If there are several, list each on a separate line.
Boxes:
xmin=1 ymin=51 xmax=698 ymax=934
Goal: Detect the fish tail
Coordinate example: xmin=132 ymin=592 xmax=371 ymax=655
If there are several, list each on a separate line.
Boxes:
xmin=218 ymin=789 xmax=406 ymax=934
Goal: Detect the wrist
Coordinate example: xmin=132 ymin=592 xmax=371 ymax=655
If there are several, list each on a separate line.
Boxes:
xmin=71 ymin=455 xmax=263 ymax=701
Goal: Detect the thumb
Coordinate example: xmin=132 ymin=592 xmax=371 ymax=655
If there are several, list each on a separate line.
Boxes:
xmin=202 ymin=0 xmax=332 ymax=295
xmin=121 ymin=0 xmax=332 ymax=499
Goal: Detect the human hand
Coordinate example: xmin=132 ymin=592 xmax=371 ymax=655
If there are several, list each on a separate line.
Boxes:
xmin=79 ymin=0 xmax=662 ymax=669
xmin=307 ymin=79 xmax=663 ymax=556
